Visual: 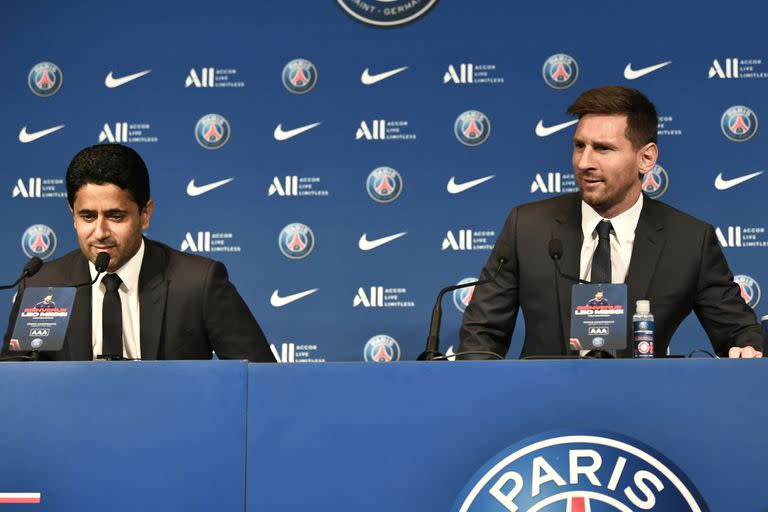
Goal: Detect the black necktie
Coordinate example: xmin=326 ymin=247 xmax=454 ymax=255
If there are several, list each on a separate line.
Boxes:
xmin=102 ymin=273 xmax=123 ymax=358
xmin=591 ymin=220 xmax=613 ymax=284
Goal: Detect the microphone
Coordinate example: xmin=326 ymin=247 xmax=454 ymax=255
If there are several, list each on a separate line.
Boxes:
xmin=94 ymin=252 xmax=110 ymax=272
xmin=418 ymin=242 xmax=514 ymax=361
xmin=0 ymin=257 xmax=44 ymax=290
xmin=548 ymin=239 xmax=590 ymax=284
xmin=73 ymin=252 xmax=111 ymax=288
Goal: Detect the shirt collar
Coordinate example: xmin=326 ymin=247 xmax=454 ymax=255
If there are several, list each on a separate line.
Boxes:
xmin=89 ymin=238 xmax=145 ymax=292
xmin=581 ymin=193 xmax=644 ymax=246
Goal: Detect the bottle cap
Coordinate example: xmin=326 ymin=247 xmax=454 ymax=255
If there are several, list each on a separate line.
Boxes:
xmin=636 ymin=300 xmax=650 ymax=315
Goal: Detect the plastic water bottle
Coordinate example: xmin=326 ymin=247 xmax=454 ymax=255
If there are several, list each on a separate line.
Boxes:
xmin=633 ymin=300 xmax=654 ymax=358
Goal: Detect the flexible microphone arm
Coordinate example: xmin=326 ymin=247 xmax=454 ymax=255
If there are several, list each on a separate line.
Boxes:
xmin=0 ymin=257 xmax=44 ymax=290
xmin=418 ymin=243 xmax=512 ymax=361
xmin=548 ymin=239 xmax=591 ymax=284
xmin=548 ymin=238 xmax=575 ymax=355
xmin=417 ymin=272 xmax=499 ymax=361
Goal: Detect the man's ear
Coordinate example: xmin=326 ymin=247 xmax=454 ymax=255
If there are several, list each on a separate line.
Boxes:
xmin=140 ymin=199 xmax=154 ymax=230
xmin=637 ymin=142 xmax=658 ymax=177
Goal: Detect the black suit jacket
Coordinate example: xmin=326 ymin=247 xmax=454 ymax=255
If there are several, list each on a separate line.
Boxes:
xmin=460 ymin=193 xmax=763 ymax=358
xmin=4 ymin=238 xmax=275 ymax=362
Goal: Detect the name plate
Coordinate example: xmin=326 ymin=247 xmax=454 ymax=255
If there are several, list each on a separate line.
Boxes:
xmin=569 ymin=283 xmax=627 ymax=352
xmin=9 ymin=287 xmax=76 ymax=352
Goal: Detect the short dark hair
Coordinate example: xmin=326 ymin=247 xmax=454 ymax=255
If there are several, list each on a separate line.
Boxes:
xmin=66 ymin=144 xmax=150 ymax=209
xmin=567 ymin=86 xmax=658 ymax=149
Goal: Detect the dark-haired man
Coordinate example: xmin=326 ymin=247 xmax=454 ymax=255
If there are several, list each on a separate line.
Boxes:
xmin=460 ymin=86 xmax=763 ymax=359
xmin=4 ymin=144 xmax=275 ymax=362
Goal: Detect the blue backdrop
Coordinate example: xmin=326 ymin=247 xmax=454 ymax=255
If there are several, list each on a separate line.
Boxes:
xmin=2 ymin=0 xmax=766 ymax=361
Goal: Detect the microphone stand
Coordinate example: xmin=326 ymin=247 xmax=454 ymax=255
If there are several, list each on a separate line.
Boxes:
xmin=552 ymin=259 xmax=567 ymax=357
xmin=418 ymin=258 xmax=507 ymax=361
xmin=549 ymin=240 xmax=613 ymax=359
xmin=549 ymin=239 xmax=590 ymax=356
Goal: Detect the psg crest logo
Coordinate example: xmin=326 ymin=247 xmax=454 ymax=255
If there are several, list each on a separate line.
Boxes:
xmin=282 ymin=59 xmax=318 ymax=94
xmin=22 ymin=224 xmax=57 ymax=260
xmin=641 ymin=164 xmax=669 ymax=199
xmin=28 ymin=62 xmax=63 ymax=97
xmin=363 ymin=334 xmax=401 ymax=362
xmin=279 ymin=223 xmax=315 ymax=260
xmin=734 ymin=274 xmax=761 ymax=308
xmin=720 ymin=106 xmax=758 ymax=142
xmin=366 ymin=167 xmax=403 ymax=203
xmin=542 ymin=54 xmax=579 ymax=90
xmin=337 ymin=0 xmax=438 ymax=27
xmin=452 ymin=431 xmax=710 ymax=512
xmin=195 ymin=114 xmax=231 ymax=150
xmin=453 ymin=277 xmax=477 ymax=313
xmin=455 ymin=111 xmax=491 ymax=147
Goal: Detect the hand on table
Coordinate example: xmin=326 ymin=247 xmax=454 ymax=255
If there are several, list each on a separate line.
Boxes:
xmin=728 ymin=346 xmax=763 ymax=358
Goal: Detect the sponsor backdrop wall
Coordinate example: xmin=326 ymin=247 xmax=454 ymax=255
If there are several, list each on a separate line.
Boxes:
xmin=2 ymin=0 xmax=766 ymax=362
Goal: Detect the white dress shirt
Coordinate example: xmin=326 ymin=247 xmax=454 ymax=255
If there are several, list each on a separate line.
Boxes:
xmin=89 ymin=239 xmax=145 ymax=360
xmin=579 ymin=194 xmax=644 ymax=284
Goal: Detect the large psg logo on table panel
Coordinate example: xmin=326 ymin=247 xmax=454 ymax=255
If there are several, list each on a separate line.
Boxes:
xmin=453 ymin=431 xmax=709 ymax=512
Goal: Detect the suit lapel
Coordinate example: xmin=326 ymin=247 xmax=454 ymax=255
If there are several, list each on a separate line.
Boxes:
xmin=553 ymin=194 xmax=583 ymax=351
xmin=625 ymin=197 xmax=665 ymax=301
xmin=138 ymin=240 xmax=168 ymax=360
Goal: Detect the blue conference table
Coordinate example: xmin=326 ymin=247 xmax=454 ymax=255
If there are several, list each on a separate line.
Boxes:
xmin=1 ymin=360 xmax=765 ymax=511
xmin=247 ymin=360 xmax=768 ymax=512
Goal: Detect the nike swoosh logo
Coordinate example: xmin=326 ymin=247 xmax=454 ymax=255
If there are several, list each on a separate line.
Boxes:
xmin=18 ymin=125 xmax=65 ymax=143
xmin=274 ymin=122 xmax=321 ymax=141
xmin=270 ymin=288 xmax=319 ymax=307
xmin=186 ymin=178 xmax=234 ymax=196
xmin=358 ymin=232 xmax=407 ymax=251
xmin=105 ymin=69 xmax=151 ymax=88
xmin=361 ymin=66 xmax=408 ymax=85
xmin=447 ymin=175 xmax=495 ymax=194
xmin=714 ymin=171 xmax=764 ymax=190
xmin=535 ymin=119 xmax=578 ymax=137
xmin=623 ymin=61 xmax=671 ymax=80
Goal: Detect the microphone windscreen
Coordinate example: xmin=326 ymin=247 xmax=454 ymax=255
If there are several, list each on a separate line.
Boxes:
xmin=548 ymin=238 xmax=563 ymax=261
xmin=495 ymin=241 xmax=514 ymax=264
xmin=94 ymin=252 xmax=110 ymax=273
xmin=23 ymin=257 xmax=43 ymax=277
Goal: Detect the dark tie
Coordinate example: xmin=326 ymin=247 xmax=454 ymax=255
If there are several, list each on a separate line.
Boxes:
xmin=101 ymin=273 xmax=123 ymax=358
xmin=591 ymin=220 xmax=613 ymax=284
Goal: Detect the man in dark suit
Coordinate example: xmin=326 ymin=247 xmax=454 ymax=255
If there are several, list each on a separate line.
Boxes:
xmin=4 ymin=144 xmax=275 ymax=362
xmin=460 ymin=86 xmax=763 ymax=359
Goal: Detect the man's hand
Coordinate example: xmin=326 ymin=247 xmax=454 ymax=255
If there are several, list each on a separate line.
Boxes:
xmin=728 ymin=346 xmax=763 ymax=358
